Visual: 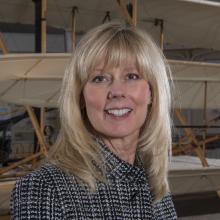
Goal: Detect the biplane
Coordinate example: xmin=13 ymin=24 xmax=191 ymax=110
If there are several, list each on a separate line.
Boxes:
xmin=0 ymin=0 xmax=220 ymax=218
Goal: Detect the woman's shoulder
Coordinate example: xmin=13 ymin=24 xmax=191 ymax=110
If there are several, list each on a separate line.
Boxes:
xmin=11 ymin=163 xmax=68 ymax=219
xmin=18 ymin=163 xmax=65 ymax=184
xmin=12 ymin=163 xmax=72 ymax=197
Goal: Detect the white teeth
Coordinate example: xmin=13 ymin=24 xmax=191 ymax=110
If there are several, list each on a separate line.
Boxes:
xmin=106 ymin=108 xmax=131 ymax=116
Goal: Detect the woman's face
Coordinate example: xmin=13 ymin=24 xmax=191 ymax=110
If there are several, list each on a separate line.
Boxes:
xmin=83 ymin=58 xmax=151 ymax=140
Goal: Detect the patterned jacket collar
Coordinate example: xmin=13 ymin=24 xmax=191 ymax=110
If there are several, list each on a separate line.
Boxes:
xmin=96 ymin=137 xmax=147 ymax=183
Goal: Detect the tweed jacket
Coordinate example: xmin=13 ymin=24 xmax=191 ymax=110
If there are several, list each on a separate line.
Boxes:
xmin=11 ymin=140 xmax=177 ymax=219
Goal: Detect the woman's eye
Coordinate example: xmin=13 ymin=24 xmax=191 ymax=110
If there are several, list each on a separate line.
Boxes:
xmin=126 ymin=73 xmax=140 ymax=80
xmin=91 ymin=75 xmax=108 ymax=83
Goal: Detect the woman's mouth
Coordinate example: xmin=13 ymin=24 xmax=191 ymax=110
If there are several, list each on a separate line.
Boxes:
xmin=105 ymin=108 xmax=132 ymax=117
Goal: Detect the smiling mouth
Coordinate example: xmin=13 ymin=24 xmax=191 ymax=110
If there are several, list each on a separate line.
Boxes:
xmin=105 ymin=108 xmax=132 ymax=117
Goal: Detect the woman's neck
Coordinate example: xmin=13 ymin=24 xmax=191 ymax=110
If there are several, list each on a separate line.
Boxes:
xmin=103 ymin=135 xmax=138 ymax=165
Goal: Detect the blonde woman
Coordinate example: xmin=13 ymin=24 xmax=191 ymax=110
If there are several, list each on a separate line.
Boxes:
xmin=11 ymin=22 xmax=177 ymax=219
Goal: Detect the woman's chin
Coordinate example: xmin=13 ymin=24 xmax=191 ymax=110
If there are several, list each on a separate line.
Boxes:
xmin=99 ymin=128 xmax=139 ymax=140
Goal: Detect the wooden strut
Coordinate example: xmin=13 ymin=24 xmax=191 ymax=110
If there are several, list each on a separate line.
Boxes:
xmin=0 ymin=106 xmax=48 ymax=175
xmin=71 ymin=6 xmax=78 ymax=50
xmin=160 ymin=21 xmax=164 ymax=50
xmin=116 ymin=0 xmax=137 ymax=27
xmin=40 ymin=107 xmax=45 ymax=136
xmin=26 ymin=105 xmax=48 ymax=156
xmin=173 ymin=115 xmax=220 ymax=155
xmin=41 ymin=0 xmax=47 ymax=53
xmin=0 ymin=32 xmax=9 ymax=54
xmin=172 ymin=145 xmax=192 ymax=155
xmin=172 ymin=134 xmax=193 ymax=155
xmin=154 ymin=19 xmax=164 ymax=50
xmin=173 ymin=133 xmax=220 ymax=155
xmin=0 ymin=152 xmax=42 ymax=175
xmin=131 ymin=0 xmax=137 ymax=27
xmin=202 ymin=81 xmax=207 ymax=154
xmin=0 ymin=172 xmax=27 ymax=179
xmin=31 ymin=106 xmax=46 ymax=168
xmin=159 ymin=20 xmax=164 ymax=50
xmin=175 ymin=109 xmax=209 ymax=167
xmin=199 ymin=134 xmax=220 ymax=145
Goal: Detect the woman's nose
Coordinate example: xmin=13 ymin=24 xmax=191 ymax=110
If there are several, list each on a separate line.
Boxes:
xmin=107 ymin=80 xmax=126 ymax=99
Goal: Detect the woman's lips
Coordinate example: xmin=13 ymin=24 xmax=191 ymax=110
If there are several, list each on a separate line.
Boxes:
xmin=104 ymin=108 xmax=132 ymax=117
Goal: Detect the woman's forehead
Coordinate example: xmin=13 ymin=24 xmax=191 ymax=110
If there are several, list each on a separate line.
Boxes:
xmin=93 ymin=56 xmax=138 ymax=71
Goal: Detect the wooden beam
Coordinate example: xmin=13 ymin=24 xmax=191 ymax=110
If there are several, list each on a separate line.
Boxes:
xmin=172 ymin=144 xmax=192 ymax=155
xmin=199 ymin=134 xmax=220 ymax=145
xmin=40 ymin=107 xmax=45 ymax=134
xmin=160 ymin=20 xmax=164 ymax=50
xmin=173 ymin=142 xmax=208 ymax=167
xmin=193 ymin=145 xmax=209 ymax=167
xmin=0 ymin=33 xmax=9 ymax=54
xmin=0 ymin=152 xmax=42 ymax=175
xmin=175 ymin=109 xmax=198 ymax=144
xmin=202 ymin=81 xmax=207 ymax=154
xmin=26 ymin=106 xmax=48 ymax=155
xmin=31 ymin=106 xmax=46 ymax=167
xmin=154 ymin=19 xmax=164 ymax=50
xmin=41 ymin=0 xmax=47 ymax=53
xmin=0 ymin=172 xmax=27 ymax=179
xmin=71 ymin=6 xmax=78 ymax=50
xmin=131 ymin=0 xmax=137 ymax=27
xmin=116 ymin=0 xmax=135 ymax=27
xmin=173 ymin=135 xmax=189 ymax=148
xmin=175 ymin=109 xmax=209 ymax=167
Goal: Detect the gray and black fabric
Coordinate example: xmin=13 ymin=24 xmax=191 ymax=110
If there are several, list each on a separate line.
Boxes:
xmin=11 ymin=140 xmax=177 ymax=219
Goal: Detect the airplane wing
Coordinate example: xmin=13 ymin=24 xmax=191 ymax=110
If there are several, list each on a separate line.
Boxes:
xmin=0 ymin=53 xmax=220 ymax=109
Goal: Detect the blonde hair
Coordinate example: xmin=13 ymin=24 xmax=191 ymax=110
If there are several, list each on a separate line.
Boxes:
xmin=49 ymin=22 xmax=172 ymax=202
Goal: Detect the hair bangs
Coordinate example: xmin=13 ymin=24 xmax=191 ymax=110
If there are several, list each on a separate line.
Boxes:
xmin=87 ymin=30 xmax=146 ymax=76
xmin=103 ymin=33 xmax=137 ymax=69
xmin=101 ymin=30 xmax=153 ymax=82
